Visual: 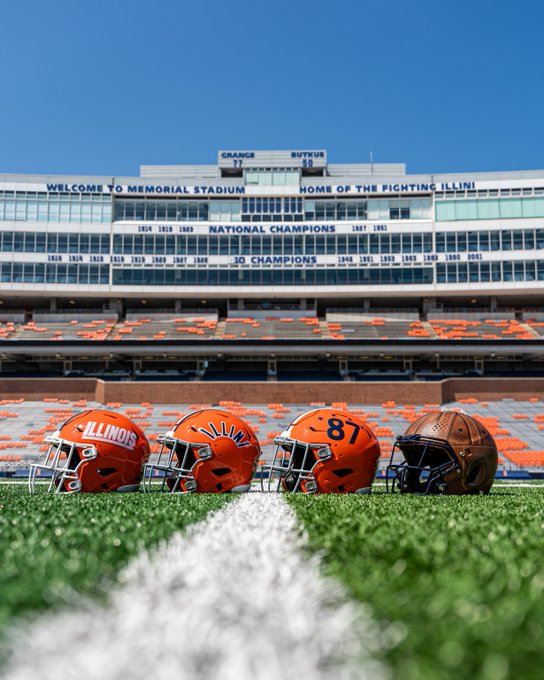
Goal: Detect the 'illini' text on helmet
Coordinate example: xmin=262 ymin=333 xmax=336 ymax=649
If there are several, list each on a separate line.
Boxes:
xmin=144 ymin=409 xmax=261 ymax=493
xmin=263 ymin=407 xmax=380 ymax=493
xmin=386 ymin=410 xmax=498 ymax=495
xmin=29 ymin=409 xmax=150 ymax=493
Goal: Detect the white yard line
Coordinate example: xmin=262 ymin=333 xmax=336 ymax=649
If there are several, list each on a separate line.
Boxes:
xmin=4 ymin=493 xmax=388 ymax=680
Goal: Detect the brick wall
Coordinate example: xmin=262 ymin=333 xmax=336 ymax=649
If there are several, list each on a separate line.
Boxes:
xmin=0 ymin=378 xmax=542 ymax=404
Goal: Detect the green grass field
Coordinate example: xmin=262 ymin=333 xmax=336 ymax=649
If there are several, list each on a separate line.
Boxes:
xmin=0 ymin=487 xmax=231 ymax=628
xmin=289 ymin=487 xmax=544 ymax=680
xmin=1 ymin=485 xmax=544 ymax=679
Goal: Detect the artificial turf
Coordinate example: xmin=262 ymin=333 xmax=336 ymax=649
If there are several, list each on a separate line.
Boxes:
xmin=288 ymin=487 xmax=544 ymax=680
xmin=0 ymin=486 xmax=231 ymax=629
xmin=2 ymin=485 xmax=544 ymax=679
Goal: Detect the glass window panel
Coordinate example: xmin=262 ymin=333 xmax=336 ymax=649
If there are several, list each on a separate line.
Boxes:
xmin=412 ymin=234 xmax=422 ymax=253
xmin=476 ymin=200 xmax=500 ymax=219
xmin=13 ymin=233 xmax=24 ymax=251
xmin=524 ymin=230 xmax=535 ymax=249
xmin=435 ymin=202 xmax=456 ymax=221
xmin=457 ymin=263 xmax=468 ymax=283
xmin=479 ymin=232 xmax=490 ymax=251
xmin=513 ymin=231 xmax=524 ymax=249
xmin=489 ymin=231 xmax=500 ymax=250
xmin=500 ymin=198 xmax=522 ymax=219
xmin=455 ymin=200 xmax=478 ymax=220
xmin=525 ymin=260 xmax=536 ymax=281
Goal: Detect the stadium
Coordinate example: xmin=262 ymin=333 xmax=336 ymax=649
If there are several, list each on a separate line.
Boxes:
xmin=1 ymin=149 xmax=544 ymax=679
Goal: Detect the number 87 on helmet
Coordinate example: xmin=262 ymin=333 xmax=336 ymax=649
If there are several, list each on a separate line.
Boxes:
xmin=262 ymin=408 xmax=381 ymax=493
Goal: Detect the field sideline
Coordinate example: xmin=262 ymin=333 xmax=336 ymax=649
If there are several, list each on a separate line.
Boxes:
xmin=1 ymin=485 xmax=543 ymax=679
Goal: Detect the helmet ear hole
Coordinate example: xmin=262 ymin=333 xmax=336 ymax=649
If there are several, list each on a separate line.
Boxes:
xmin=96 ymin=467 xmax=117 ymax=477
xmin=212 ymin=467 xmax=231 ymax=477
xmin=465 ymin=460 xmax=485 ymax=486
xmin=333 ymin=468 xmax=353 ymax=478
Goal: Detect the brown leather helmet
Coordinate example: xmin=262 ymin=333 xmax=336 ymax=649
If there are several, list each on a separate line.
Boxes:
xmin=386 ymin=410 xmax=498 ymax=495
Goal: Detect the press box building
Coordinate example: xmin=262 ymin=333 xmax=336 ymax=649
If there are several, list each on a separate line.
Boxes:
xmin=0 ymin=149 xmax=543 ymax=313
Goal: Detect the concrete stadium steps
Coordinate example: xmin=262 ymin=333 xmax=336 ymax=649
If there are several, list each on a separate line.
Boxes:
xmin=524 ymin=320 xmax=544 ymax=338
xmin=2 ymin=398 xmax=544 ymax=474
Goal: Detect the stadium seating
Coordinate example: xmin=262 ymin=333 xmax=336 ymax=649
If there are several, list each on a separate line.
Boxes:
xmin=327 ymin=317 xmax=431 ymax=340
xmin=0 ymin=310 xmax=542 ymax=342
xmin=428 ymin=318 xmax=536 ymax=340
xmin=3 ymin=397 xmax=544 ymax=476
xmin=221 ymin=316 xmax=324 ymax=340
xmin=110 ymin=316 xmax=218 ymax=341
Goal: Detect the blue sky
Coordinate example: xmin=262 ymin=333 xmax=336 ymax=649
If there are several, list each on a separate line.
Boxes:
xmin=1 ymin=0 xmax=542 ymax=176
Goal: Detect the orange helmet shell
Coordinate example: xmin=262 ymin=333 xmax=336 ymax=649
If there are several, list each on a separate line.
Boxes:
xmin=147 ymin=409 xmax=260 ymax=493
xmin=29 ymin=409 xmax=150 ymax=493
xmin=267 ymin=408 xmax=380 ymax=493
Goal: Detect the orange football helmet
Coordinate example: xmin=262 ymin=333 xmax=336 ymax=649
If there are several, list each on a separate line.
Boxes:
xmin=28 ymin=409 xmax=150 ymax=493
xmin=144 ymin=409 xmax=261 ymax=493
xmin=386 ymin=410 xmax=498 ymax=495
xmin=263 ymin=408 xmax=380 ymax=493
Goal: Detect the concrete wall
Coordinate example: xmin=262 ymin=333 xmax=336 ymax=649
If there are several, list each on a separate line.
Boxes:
xmin=1 ymin=378 xmax=543 ymax=404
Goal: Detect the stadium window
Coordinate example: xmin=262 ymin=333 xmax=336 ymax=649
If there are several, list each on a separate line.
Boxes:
xmin=35 ymin=233 xmax=46 ymax=252
xmin=46 ymin=234 xmax=56 ymax=253
xmin=13 ymin=233 xmax=24 ymax=252
xmin=24 ymin=232 xmax=36 ymax=252
xmin=412 ymin=234 xmax=423 ymax=253
xmin=0 ymin=262 xmax=11 ymax=282
xmin=489 ymin=231 xmax=500 ymax=250
xmin=524 ymin=230 xmax=535 ymax=250
xmin=455 ymin=232 xmax=466 ymax=251
xmin=525 ymin=261 xmax=536 ymax=281
xmin=401 ymin=234 xmax=411 ymax=254
xmin=378 ymin=234 xmax=389 ymax=253
xmin=133 ymin=235 xmax=144 ymax=254
xmin=113 ymin=235 xmax=123 ymax=253
xmin=478 ymin=232 xmax=490 ymax=251
xmin=513 ymin=231 xmax=524 ymax=250
xmin=423 ymin=234 xmax=432 ymax=252
xmin=480 ymin=262 xmax=491 ymax=282
xmin=514 ymin=261 xmax=525 ymax=281
xmin=390 ymin=234 xmax=401 ymax=253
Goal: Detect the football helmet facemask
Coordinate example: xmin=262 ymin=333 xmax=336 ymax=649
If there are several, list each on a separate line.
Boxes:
xmin=29 ymin=409 xmax=150 ymax=493
xmin=386 ymin=410 xmax=498 ymax=495
xmin=144 ymin=409 xmax=260 ymax=493
xmin=263 ymin=408 xmax=380 ymax=493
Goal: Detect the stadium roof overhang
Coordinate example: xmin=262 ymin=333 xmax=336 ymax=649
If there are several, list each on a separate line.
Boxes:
xmin=0 ymin=339 xmax=543 ymax=359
